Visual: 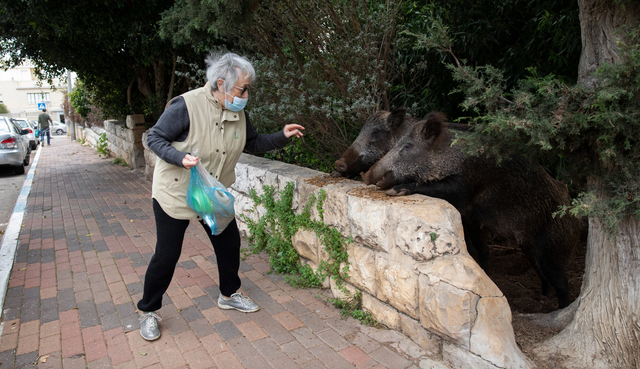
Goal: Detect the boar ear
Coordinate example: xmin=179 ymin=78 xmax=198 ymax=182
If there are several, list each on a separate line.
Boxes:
xmin=422 ymin=111 xmax=446 ymax=141
xmin=388 ymin=107 xmax=407 ymax=129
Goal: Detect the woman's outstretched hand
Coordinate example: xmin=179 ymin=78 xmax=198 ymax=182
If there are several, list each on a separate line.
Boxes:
xmin=182 ymin=154 xmax=199 ymax=169
xmin=284 ymin=124 xmax=305 ymax=139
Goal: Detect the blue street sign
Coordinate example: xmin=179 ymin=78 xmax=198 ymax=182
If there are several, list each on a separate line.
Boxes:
xmin=38 ymin=103 xmax=46 ymax=110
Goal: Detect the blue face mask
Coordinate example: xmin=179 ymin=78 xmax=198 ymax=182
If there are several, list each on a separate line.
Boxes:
xmin=225 ymin=92 xmax=248 ymax=112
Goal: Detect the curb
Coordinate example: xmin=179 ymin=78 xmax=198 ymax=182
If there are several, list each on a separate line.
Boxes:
xmin=0 ymin=145 xmax=42 ymax=322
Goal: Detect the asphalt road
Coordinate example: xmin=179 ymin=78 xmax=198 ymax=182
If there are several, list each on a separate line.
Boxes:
xmin=0 ymin=149 xmax=37 ymax=243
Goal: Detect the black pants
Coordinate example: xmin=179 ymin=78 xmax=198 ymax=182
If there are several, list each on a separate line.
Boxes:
xmin=137 ymin=199 xmax=241 ymax=312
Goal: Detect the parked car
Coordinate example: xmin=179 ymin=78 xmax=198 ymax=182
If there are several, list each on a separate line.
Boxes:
xmin=51 ymin=121 xmax=67 ymax=135
xmin=12 ymin=118 xmax=39 ymax=150
xmin=0 ymin=117 xmax=31 ymax=174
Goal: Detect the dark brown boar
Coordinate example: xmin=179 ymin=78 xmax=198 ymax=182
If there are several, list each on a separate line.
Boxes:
xmin=361 ymin=114 xmax=582 ymax=309
xmin=333 ymin=108 xmax=421 ymax=178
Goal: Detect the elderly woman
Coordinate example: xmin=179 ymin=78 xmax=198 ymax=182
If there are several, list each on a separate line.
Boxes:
xmin=137 ymin=52 xmax=304 ymax=341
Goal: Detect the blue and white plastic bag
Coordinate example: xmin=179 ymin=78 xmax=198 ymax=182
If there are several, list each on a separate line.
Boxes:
xmin=186 ymin=161 xmax=235 ymax=235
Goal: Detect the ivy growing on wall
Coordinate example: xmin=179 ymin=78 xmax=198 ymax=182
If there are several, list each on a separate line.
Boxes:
xmin=243 ymin=182 xmax=381 ymax=326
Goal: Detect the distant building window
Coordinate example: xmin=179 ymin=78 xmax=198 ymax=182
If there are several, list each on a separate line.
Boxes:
xmin=27 ymin=93 xmax=50 ymax=105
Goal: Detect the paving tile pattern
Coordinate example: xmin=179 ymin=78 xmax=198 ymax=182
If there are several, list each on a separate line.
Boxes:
xmin=0 ymin=137 xmax=426 ymax=368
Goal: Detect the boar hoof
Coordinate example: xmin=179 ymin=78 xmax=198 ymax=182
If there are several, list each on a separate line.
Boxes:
xmin=329 ymin=171 xmax=343 ymax=178
xmin=385 ymin=188 xmax=409 ymax=197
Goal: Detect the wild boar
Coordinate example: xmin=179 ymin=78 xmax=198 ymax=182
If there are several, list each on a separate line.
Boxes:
xmin=361 ymin=114 xmax=582 ymax=309
xmin=334 ymin=108 xmax=420 ymax=178
xmin=334 ymin=108 xmax=471 ymax=178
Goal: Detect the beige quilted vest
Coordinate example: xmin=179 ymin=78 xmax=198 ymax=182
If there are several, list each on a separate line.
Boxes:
xmin=151 ymin=82 xmax=247 ymax=220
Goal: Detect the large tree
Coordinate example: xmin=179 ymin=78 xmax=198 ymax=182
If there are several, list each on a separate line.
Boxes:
xmin=531 ymin=1 xmax=640 ymax=367
xmin=0 ymin=0 xmax=196 ymax=120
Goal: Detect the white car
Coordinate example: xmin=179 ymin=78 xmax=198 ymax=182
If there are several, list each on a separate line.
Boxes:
xmin=12 ymin=118 xmax=39 ymax=149
xmin=51 ymin=121 xmax=67 ymax=135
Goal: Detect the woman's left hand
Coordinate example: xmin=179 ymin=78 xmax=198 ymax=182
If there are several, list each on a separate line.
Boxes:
xmin=284 ymin=124 xmax=305 ymax=139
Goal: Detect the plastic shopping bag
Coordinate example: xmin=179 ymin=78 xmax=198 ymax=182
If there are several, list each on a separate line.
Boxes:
xmin=35 ymin=129 xmax=40 ymax=137
xmin=186 ymin=161 xmax=235 ymax=235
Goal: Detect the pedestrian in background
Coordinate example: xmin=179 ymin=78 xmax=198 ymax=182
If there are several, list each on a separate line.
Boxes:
xmin=37 ymin=108 xmax=52 ymax=146
xmin=137 ymin=52 xmax=305 ymax=341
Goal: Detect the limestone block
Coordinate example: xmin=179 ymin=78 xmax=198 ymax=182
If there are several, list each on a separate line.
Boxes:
xmin=126 ymin=114 xmax=145 ymax=129
xmin=233 ymin=162 xmax=252 ymax=195
xmin=420 ymin=358 xmax=453 ymax=369
xmin=400 ymin=314 xmax=441 ymax=356
xmin=346 ymin=243 xmax=377 ymax=295
xmin=292 ymin=229 xmax=320 ymax=264
xmin=296 ymin=181 xmax=322 ymax=220
xmin=470 ymin=297 xmax=533 ymax=369
xmin=348 ymin=195 xmax=389 ymax=250
xmin=417 ymin=255 xmax=503 ymax=297
xmin=419 ymin=275 xmax=479 ymax=348
xmin=133 ymin=127 xmax=145 ymax=144
xmin=389 ymin=197 xmax=464 ymax=262
xmin=362 ymin=291 xmax=400 ymax=330
xmin=442 ymin=343 xmax=500 ymax=369
xmin=376 ymin=257 xmax=419 ymax=319
xmin=318 ymin=181 xmax=363 ymax=236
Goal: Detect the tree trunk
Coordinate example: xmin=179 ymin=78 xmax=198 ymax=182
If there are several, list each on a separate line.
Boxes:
xmin=533 ymin=2 xmax=640 ymax=367
xmin=534 ymin=211 xmax=640 ymax=368
xmin=577 ymin=0 xmax=640 ymax=87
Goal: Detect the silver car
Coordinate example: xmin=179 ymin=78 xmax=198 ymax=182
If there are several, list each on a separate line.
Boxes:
xmin=52 ymin=121 xmax=68 ymax=135
xmin=12 ymin=118 xmax=39 ymax=150
xmin=0 ymin=117 xmax=31 ymax=174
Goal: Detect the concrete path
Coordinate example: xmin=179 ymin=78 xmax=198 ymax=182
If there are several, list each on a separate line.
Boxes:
xmin=0 ymin=136 xmax=430 ymax=369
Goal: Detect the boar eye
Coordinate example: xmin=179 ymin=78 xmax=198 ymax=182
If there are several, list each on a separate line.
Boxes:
xmin=370 ymin=130 xmax=381 ymax=140
xmin=402 ymin=143 xmax=413 ymax=150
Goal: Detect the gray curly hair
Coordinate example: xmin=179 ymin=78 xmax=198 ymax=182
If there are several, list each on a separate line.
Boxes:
xmin=205 ymin=52 xmax=256 ymax=92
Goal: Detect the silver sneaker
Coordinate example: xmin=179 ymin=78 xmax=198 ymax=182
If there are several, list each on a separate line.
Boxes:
xmin=139 ymin=311 xmax=162 ymax=341
xmin=218 ymin=292 xmax=260 ymax=312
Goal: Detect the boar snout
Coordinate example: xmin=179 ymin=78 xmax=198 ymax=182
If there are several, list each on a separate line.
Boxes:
xmin=361 ymin=169 xmax=396 ymax=189
xmin=335 ymin=158 xmax=348 ymax=173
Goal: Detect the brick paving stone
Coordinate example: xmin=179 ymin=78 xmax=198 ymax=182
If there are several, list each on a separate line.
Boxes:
xmin=292 ymin=327 xmax=323 ymax=349
xmin=226 ymin=336 xmax=271 ymax=369
xmin=39 ymin=334 xmax=62 ymax=355
xmin=183 ymin=348 xmax=216 ymax=369
xmin=317 ymin=328 xmax=352 ymax=351
xmin=157 ymin=346 xmax=186 ymax=369
xmin=274 ymin=311 xmax=305 ymax=331
xmin=236 ymin=321 xmax=268 ymax=342
xmin=352 ymin=332 xmax=382 ymax=354
xmin=0 ymin=349 xmax=16 ymax=369
xmin=180 ymin=305 xmax=205 ymax=322
xmin=340 ymin=346 xmax=378 ymax=369
xmin=16 ymin=333 xmax=39 ymax=355
xmin=16 ymin=351 xmax=39 ymax=368
xmin=213 ymin=320 xmax=242 ymax=341
xmin=189 ymin=318 xmax=216 ymax=338
xmin=368 ymin=346 xmax=412 ymax=369
xmin=309 ymin=342 xmax=358 ymax=369
xmin=211 ymin=350 xmax=244 ymax=369
xmin=299 ymin=312 xmax=330 ymax=333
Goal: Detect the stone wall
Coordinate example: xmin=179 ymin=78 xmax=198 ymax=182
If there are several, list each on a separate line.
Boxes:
xmin=74 ymin=115 xmax=147 ymax=168
xmin=230 ymin=154 xmax=533 ymax=369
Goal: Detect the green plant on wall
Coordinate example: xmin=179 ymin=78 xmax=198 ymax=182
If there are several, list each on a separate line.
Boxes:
xmin=97 ymin=132 xmax=109 ymax=156
xmin=243 ymin=182 xmax=351 ymax=289
xmin=243 ymin=182 xmax=378 ymax=326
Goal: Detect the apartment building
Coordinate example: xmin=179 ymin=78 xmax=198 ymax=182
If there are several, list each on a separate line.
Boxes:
xmin=0 ymin=63 xmax=72 ymax=122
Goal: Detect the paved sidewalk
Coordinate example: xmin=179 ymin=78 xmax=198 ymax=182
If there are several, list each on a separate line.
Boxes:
xmin=0 ymin=136 xmax=428 ymax=369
